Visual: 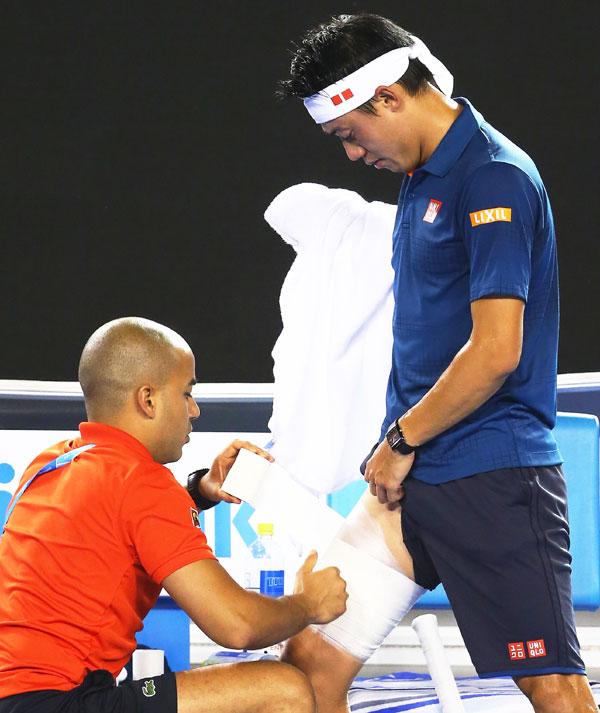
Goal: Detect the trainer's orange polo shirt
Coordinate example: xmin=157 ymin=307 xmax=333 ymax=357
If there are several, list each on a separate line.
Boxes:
xmin=0 ymin=422 xmax=215 ymax=696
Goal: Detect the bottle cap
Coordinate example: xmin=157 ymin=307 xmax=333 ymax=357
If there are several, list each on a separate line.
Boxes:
xmin=257 ymin=523 xmax=274 ymax=536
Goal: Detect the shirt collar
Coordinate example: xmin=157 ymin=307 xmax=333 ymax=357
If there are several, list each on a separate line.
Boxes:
xmin=418 ymin=97 xmax=484 ymax=178
xmin=79 ymin=422 xmax=155 ymax=462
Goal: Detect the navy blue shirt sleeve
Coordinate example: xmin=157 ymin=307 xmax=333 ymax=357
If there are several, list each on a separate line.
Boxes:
xmin=460 ymin=161 xmax=539 ymax=303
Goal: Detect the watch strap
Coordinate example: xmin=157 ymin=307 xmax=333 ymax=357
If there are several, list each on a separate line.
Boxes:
xmin=187 ymin=468 xmax=218 ymax=511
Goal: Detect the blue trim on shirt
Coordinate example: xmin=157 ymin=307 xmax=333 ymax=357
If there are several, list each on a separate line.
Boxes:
xmin=2 ymin=444 xmax=96 ymax=532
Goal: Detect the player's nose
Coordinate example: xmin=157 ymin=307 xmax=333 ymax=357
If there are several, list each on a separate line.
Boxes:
xmin=343 ymin=142 xmax=366 ymax=161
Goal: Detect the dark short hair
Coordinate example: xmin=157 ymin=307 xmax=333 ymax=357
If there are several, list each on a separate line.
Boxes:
xmin=278 ymin=14 xmax=436 ymax=114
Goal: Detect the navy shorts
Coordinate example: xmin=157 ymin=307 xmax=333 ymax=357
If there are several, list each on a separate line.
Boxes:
xmin=0 ymin=669 xmax=177 ymax=713
xmin=401 ymin=465 xmax=586 ymax=678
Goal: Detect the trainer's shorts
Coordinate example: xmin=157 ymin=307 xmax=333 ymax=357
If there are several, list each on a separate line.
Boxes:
xmin=0 ymin=669 xmax=177 ymax=713
xmin=401 ymin=465 xmax=586 ymax=678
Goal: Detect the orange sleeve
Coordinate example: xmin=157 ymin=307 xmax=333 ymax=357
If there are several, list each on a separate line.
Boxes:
xmin=120 ymin=464 xmax=216 ymax=584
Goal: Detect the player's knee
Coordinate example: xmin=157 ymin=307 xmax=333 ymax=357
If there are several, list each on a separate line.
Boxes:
xmin=283 ymin=635 xmax=315 ymax=673
xmin=515 ymin=674 xmax=584 ymax=713
xmin=283 ymin=633 xmax=356 ymax=709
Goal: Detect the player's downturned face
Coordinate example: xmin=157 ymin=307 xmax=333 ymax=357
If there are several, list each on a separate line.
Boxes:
xmin=321 ymin=105 xmax=420 ymax=174
xmin=154 ymin=349 xmax=199 ymax=464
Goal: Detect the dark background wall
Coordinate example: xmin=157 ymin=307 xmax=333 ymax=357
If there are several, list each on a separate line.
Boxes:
xmin=2 ymin=1 xmax=598 ymax=381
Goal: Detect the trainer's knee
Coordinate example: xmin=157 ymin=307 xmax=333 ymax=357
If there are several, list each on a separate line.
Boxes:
xmin=270 ymin=662 xmax=316 ymax=713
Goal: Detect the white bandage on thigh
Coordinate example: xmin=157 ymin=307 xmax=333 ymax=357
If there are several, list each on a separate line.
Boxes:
xmin=315 ymin=538 xmax=425 ymax=662
xmin=337 ymin=493 xmax=405 ymax=570
xmin=223 ymin=448 xmax=425 ymax=660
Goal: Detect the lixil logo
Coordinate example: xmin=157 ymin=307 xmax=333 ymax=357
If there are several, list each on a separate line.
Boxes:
xmin=469 ymin=207 xmax=512 ymax=227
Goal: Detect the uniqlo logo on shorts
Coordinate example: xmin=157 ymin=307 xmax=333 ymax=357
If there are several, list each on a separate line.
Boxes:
xmin=527 ymin=639 xmax=547 ymax=658
xmin=423 ymin=199 xmax=443 ymax=223
xmin=507 ymin=642 xmax=526 ymax=660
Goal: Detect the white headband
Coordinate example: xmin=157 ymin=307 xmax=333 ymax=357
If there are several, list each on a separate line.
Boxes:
xmin=303 ymin=36 xmax=454 ymax=124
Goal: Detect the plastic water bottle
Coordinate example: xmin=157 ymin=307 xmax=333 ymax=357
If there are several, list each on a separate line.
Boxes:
xmin=244 ymin=522 xmax=285 ymax=658
xmin=244 ymin=522 xmax=285 ymax=597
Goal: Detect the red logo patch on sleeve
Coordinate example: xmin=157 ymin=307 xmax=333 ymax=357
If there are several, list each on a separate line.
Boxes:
xmin=527 ymin=639 xmax=547 ymax=658
xmin=507 ymin=642 xmax=526 ymax=660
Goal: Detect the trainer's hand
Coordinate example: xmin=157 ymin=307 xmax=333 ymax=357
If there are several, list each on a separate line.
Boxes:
xmin=293 ymin=550 xmax=348 ymax=625
xmin=199 ymin=441 xmax=274 ymax=505
xmin=364 ymin=440 xmax=414 ymax=510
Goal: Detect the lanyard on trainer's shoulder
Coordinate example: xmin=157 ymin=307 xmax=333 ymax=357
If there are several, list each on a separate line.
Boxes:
xmin=2 ymin=443 xmax=96 ymax=534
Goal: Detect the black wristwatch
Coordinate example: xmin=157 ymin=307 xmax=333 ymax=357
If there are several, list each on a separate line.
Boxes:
xmin=385 ymin=419 xmax=417 ymax=455
xmin=187 ymin=468 xmax=218 ymax=511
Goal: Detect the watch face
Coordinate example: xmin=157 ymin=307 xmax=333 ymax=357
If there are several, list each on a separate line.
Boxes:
xmin=386 ymin=423 xmax=414 ymax=454
xmin=386 ymin=426 xmax=402 ymax=450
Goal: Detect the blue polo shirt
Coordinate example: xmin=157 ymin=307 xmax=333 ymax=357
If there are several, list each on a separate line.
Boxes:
xmin=382 ymin=98 xmax=561 ymax=483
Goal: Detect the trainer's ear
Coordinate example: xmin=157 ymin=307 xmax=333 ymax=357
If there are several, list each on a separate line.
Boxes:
xmin=136 ymin=385 xmax=157 ymax=418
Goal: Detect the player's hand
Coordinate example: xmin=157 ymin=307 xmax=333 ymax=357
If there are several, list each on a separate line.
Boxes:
xmin=293 ymin=550 xmax=348 ymax=625
xmin=199 ymin=441 xmax=274 ymax=505
xmin=364 ymin=440 xmax=414 ymax=510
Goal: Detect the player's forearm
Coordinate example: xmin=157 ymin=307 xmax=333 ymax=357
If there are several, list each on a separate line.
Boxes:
xmin=400 ymin=335 xmax=518 ymax=448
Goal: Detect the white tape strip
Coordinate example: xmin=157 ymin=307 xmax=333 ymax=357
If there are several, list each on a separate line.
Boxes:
xmin=223 ymin=448 xmax=344 ymax=551
xmin=222 ymin=447 xmax=271 ymax=504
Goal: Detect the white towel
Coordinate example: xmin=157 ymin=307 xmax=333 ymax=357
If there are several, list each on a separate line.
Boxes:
xmin=264 ymin=183 xmax=396 ymax=494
